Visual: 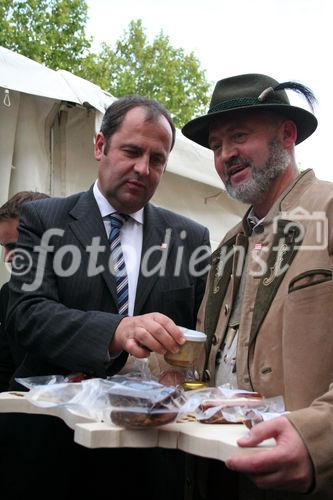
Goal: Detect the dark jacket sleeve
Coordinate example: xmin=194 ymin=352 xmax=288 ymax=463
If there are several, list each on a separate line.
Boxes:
xmin=6 ymin=203 xmax=125 ymax=379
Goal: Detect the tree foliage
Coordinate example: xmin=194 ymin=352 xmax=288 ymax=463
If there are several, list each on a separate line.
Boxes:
xmin=0 ymin=0 xmax=91 ymax=72
xmin=0 ymin=2 xmax=210 ymax=126
xmin=79 ymin=20 xmax=210 ymax=127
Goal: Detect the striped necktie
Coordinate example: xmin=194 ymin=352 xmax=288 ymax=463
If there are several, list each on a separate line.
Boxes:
xmin=108 ymin=213 xmax=129 ymax=315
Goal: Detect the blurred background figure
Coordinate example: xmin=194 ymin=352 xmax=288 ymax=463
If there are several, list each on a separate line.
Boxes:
xmin=0 ymin=191 xmax=50 ymax=391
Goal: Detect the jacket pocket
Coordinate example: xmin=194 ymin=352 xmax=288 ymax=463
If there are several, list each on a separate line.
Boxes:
xmin=288 ymin=268 xmax=333 ymax=293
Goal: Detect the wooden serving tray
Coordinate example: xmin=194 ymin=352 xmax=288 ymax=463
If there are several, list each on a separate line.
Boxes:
xmin=0 ymin=391 xmax=274 ymax=461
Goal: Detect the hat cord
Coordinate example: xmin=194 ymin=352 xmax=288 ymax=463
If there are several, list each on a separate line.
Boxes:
xmin=209 ymin=96 xmax=284 ymax=115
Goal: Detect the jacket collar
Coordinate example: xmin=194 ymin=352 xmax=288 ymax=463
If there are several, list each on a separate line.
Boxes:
xmin=68 ymin=186 xmax=117 ymax=303
xmin=134 ymin=204 xmax=175 ymax=313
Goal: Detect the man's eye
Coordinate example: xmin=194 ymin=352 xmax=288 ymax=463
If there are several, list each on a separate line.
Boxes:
xmin=233 ymin=132 xmax=246 ymax=141
xmin=150 ymin=156 xmax=164 ymax=168
xmin=123 ymin=149 xmax=137 ymax=156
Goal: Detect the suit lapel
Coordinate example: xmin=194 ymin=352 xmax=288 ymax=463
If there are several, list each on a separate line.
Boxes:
xmin=249 ymin=218 xmax=303 ymax=345
xmin=68 ymin=187 xmax=118 ymax=304
xmin=134 ymin=204 xmax=174 ymax=314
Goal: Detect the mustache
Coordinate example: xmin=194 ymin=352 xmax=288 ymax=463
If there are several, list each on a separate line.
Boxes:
xmin=224 ymin=156 xmax=251 ymax=177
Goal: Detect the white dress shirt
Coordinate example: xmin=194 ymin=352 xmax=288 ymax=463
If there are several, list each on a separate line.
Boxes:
xmin=93 ymin=180 xmax=143 ymax=316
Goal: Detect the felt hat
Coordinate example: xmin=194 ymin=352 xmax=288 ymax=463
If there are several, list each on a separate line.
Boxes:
xmin=182 ymin=73 xmax=317 ymax=148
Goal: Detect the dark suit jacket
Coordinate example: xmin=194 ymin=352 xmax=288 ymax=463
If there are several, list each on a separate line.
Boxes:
xmin=1 ymin=188 xmax=210 ymax=500
xmin=0 ymin=282 xmax=15 ymax=391
xmin=6 ymin=187 xmax=210 ymax=385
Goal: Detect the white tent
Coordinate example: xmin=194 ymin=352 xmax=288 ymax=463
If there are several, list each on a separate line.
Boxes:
xmin=0 ymin=46 xmax=244 ymax=282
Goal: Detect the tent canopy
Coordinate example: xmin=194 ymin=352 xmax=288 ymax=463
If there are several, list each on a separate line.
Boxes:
xmin=0 ymin=46 xmax=226 ymax=189
xmin=0 ymin=46 xmax=112 ymax=111
xmin=0 ymin=46 xmax=244 ymax=283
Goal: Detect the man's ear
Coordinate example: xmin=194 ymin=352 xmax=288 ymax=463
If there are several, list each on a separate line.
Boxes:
xmin=94 ymin=132 xmax=105 ymax=160
xmin=281 ymin=120 xmax=297 ymax=148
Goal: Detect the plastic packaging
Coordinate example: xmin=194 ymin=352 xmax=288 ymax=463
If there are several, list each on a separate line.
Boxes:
xmin=16 ymin=376 xmax=285 ymax=429
xmin=15 ymin=374 xmax=186 ymax=427
xmin=107 ymin=376 xmax=186 ymax=428
xmin=178 ymin=385 xmax=286 ymax=427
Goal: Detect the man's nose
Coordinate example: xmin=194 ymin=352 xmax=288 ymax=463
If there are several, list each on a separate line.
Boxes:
xmin=221 ymin=142 xmax=238 ymax=164
xmin=134 ymin=156 xmax=150 ymax=176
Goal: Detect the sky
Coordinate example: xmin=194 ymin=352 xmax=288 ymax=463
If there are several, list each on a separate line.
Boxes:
xmin=86 ymin=0 xmax=332 ymax=182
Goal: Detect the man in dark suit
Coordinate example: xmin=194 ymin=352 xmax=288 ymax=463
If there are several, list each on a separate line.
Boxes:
xmin=2 ymin=96 xmax=210 ymax=499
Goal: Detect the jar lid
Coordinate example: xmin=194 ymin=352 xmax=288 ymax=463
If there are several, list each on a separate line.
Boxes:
xmin=182 ymin=381 xmax=208 ymax=391
xmin=180 ymin=328 xmax=207 ymax=342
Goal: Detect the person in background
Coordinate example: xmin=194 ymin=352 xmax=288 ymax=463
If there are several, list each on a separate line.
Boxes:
xmin=182 ymin=73 xmax=333 ymax=500
xmin=2 ymin=96 xmax=210 ymax=500
xmin=0 ymin=191 xmax=50 ymax=391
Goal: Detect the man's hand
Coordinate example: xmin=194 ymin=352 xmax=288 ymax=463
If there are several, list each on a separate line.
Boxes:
xmin=225 ymin=416 xmax=314 ymax=492
xmin=109 ymin=312 xmax=186 ymax=357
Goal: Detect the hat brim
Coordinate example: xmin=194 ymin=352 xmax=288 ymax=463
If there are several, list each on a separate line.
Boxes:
xmin=182 ymin=104 xmax=318 ymax=148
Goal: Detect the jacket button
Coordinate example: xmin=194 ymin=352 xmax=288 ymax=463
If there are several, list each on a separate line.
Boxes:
xmin=211 ymin=335 xmax=218 ymax=345
xmin=224 ymin=304 xmax=230 ymax=315
xmin=254 ymin=225 xmax=264 ymax=234
xmin=203 ymin=369 xmax=211 ymax=382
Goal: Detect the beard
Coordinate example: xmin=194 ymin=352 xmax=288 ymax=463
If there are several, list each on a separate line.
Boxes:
xmin=224 ymin=139 xmax=290 ymax=205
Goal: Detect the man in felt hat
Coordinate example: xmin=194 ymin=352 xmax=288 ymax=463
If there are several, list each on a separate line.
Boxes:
xmin=182 ymin=74 xmax=333 ymax=499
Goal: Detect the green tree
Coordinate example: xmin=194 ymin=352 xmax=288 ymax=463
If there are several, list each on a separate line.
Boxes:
xmin=80 ymin=20 xmax=210 ymax=127
xmin=0 ymin=4 xmax=210 ymax=127
xmin=0 ymin=0 xmax=91 ymax=72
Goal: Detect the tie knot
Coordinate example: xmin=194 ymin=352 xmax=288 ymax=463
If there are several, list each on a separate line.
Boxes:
xmin=109 ymin=213 xmax=128 ymax=229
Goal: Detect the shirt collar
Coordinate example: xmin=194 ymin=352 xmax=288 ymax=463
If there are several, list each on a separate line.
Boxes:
xmin=247 ymin=207 xmax=265 ymax=231
xmin=93 ymin=179 xmax=144 ymax=224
